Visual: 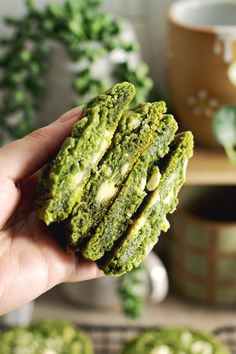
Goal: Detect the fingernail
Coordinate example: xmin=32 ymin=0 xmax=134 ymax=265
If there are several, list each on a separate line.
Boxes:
xmin=97 ymin=268 xmax=105 ymax=278
xmin=58 ymin=106 xmax=83 ymax=123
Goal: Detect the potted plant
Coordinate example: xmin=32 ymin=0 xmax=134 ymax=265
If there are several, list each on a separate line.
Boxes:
xmin=0 ymin=0 xmax=153 ymax=145
xmin=62 ymin=252 xmax=169 ymax=319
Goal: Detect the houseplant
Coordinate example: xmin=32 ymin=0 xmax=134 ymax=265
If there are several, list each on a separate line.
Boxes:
xmin=0 ymin=0 xmax=153 ymax=145
xmin=62 ymin=252 xmax=169 ymax=319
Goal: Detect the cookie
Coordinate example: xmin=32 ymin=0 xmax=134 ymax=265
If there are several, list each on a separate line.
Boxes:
xmin=81 ymin=114 xmax=178 ymax=261
xmin=100 ymin=132 xmax=193 ymax=275
xmin=121 ymin=327 xmax=229 ymax=354
xmin=36 ymin=82 xmax=135 ymax=225
xmin=36 ymin=81 xmax=194 ymax=277
xmin=0 ymin=320 xmax=93 ymax=354
xmin=67 ymin=101 xmax=167 ymax=249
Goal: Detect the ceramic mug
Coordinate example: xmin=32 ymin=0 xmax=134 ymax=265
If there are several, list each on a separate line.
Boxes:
xmin=167 ymin=0 xmax=236 ymax=148
xmin=169 ymin=186 xmax=236 ymax=306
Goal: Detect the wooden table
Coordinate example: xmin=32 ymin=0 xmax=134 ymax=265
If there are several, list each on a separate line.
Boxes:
xmin=186 ymin=149 xmax=236 ymax=185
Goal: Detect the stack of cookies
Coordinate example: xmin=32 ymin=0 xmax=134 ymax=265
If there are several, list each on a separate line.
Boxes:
xmin=36 ymin=82 xmax=193 ymax=275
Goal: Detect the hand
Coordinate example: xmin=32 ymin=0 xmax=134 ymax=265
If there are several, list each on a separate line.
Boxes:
xmin=0 ymin=108 xmax=103 ymax=316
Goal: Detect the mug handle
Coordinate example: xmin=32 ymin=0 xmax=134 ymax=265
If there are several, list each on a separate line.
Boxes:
xmin=144 ymin=251 xmax=169 ymax=304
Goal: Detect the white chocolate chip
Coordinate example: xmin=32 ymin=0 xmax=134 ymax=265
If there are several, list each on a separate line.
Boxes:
xmin=72 ymin=171 xmax=84 ymax=186
xmin=132 ymin=215 xmax=146 ymax=232
xmin=129 ymin=117 xmax=141 ymax=130
xmin=95 ymin=181 xmax=118 ymax=203
xmin=166 ymin=173 xmax=176 ymax=186
xmin=149 ymin=191 xmax=160 ymax=208
xmin=192 ymin=341 xmax=213 ymax=354
xmin=150 ymin=345 xmax=171 ymax=354
xmin=183 ymin=159 xmax=188 ymax=177
xmin=140 ymin=178 xmax=147 ymax=190
xmin=92 ymin=152 xmax=100 ymax=165
xmin=164 ymin=190 xmax=174 ymax=205
xmin=104 ymin=130 xmax=113 ymax=139
xmin=101 ymin=139 xmax=108 ymax=152
xmin=92 ymin=139 xmax=109 ymax=164
xmin=121 ymin=163 xmax=129 ymax=176
xmin=42 ymin=350 xmax=57 ymax=354
xmin=180 ymin=331 xmax=193 ymax=345
xmin=203 ymin=344 xmax=213 ymax=354
xmin=105 ymin=167 xmax=112 ymax=177
xmin=147 ymin=169 xmax=161 ymax=191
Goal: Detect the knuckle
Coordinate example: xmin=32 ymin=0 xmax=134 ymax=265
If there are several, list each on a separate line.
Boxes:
xmin=24 ymin=127 xmax=52 ymax=158
xmin=27 ymin=127 xmax=49 ymax=142
xmin=0 ymin=175 xmax=12 ymax=191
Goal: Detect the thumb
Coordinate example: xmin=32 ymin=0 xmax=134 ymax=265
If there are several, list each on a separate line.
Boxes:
xmin=0 ymin=107 xmax=83 ymax=182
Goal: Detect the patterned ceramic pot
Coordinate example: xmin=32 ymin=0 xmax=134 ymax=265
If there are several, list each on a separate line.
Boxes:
xmin=170 ymin=186 xmax=236 ymax=306
xmin=167 ymin=0 xmax=236 ymax=149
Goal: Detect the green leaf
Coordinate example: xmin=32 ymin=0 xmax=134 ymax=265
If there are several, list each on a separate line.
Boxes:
xmin=14 ymin=90 xmax=27 ymax=104
xmin=87 ymin=0 xmax=101 ymax=7
xmin=4 ymin=16 xmax=20 ymax=27
xmin=118 ymin=266 xmax=145 ymax=319
xmin=29 ymin=62 xmax=40 ymax=75
xmin=46 ymin=4 xmax=64 ymax=19
xmin=0 ymin=0 xmax=154 ymax=145
xmin=113 ymin=62 xmax=153 ymax=106
xmin=19 ymin=50 xmax=31 ymax=63
xmin=42 ymin=19 xmax=54 ymax=33
xmin=68 ymin=20 xmax=83 ymax=37
xmin=213 ymin=105 xmax=236 ymax=147
xmin=213 ymin=105 xmax=236 ymax=165
xmin=37 ymin=43 xmax=50 ymax=55
xmin=2 ymin=72 xmax=25 ymax=85
xmin=25 ymin=0 xmax=35 ymax=11
xmin=25 ymin=76 xmax=44 ymax=96
xmin=73 ymin=76 xmax=90 ymax=95
xmin=65 ymin=0 xmax=81 ymax=14
xmin=0 ymin=38 xmax=12 ymax=46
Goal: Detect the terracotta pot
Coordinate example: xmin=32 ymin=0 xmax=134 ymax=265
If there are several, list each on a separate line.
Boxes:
xmin=167 ymin=0 xmax=236 ymax=149
xmin=169 ymin=186 xmax=236 ymax=306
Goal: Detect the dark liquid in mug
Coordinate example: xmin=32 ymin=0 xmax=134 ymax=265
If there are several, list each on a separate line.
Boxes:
xmin=186 ymin=186 xmax=236 ymax=222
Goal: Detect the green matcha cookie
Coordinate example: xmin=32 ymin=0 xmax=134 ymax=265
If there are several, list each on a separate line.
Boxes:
xmin=36 ymin=81 xmax=194 ymax=277
xmin=36 ymin=82 xmax=135 ymax=225
xmin=100 ymin=132 xmax=193 ymax=275
xmin=81 ymin=115 xmax=178 ymax=261
xmin=67 ymin=101 xmax=167 ymax=249
xmin=0 ymin=320 xmax=93 ymax=354
xmin=121 ymin=327 xmax=229 ymax=354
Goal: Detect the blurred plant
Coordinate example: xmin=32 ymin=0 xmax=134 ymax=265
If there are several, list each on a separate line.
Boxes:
xmin=118 ymin=265 xmax=145 ymax=319
xmin=0 ymin=0 xmax=153 ymax=145
xmin=213 ymin=105 xmax=236 ymax=165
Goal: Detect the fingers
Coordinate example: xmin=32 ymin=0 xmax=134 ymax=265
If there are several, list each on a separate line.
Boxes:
xmin=37 ymin=224 xmax=104 ymax=287
xmin=66 ymin=258 xmax=104 ymax=283
xmin=0 ymin=175 xmax=20 ymax=230
xmin=0 ymin=107 xmax=83 ymax=182
xmin=147 ymin=242 xmax=156 ymax=255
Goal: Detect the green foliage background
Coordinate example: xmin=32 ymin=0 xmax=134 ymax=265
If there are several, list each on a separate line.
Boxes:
xmin=0 ymin=0 xmax=153 ymax=145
